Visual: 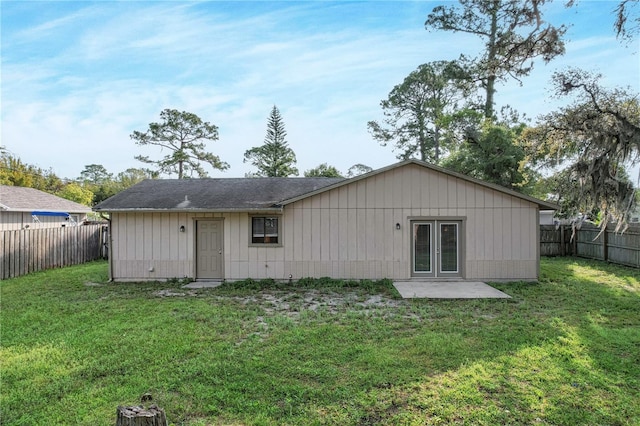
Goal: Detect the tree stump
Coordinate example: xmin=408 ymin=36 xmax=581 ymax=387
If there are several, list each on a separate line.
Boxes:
xmin=115 ymin=405 xmax=167 ymax=426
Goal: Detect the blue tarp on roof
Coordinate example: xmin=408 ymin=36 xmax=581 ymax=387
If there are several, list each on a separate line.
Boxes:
xmin=31 ymin=211 xmax=69 ymax=217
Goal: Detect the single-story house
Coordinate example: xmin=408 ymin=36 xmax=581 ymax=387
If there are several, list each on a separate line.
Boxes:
xmin=93 ymin=160 xmax=557 ymax=282
xmin=0 ymin=185 xmax=92 ymax=231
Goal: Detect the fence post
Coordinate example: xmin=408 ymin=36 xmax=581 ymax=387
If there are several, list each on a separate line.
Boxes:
xmin=603 ymin=225 xmax=609 ymax=262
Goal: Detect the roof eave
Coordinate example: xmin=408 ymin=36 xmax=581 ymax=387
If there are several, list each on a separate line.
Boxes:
xmin=3 ymin=208 xmax=92 ymax=213
xmin=92 ymin=207 xmax=284 ymax=213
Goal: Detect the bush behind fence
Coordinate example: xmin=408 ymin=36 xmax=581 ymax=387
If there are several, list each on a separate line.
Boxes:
xmin=0 ymin=224 xmax=107 ymax=280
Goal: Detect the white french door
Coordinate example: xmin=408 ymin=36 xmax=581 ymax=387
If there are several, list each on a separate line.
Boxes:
xmin=411 ymin=220 xmax=462 ymax=278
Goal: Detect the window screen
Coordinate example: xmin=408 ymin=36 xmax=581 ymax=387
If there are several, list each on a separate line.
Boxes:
xmin=252 ymin=216 xmax=279 ymax=244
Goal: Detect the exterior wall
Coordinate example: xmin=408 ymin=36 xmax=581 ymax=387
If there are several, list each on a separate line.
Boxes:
xmin=109 ymin=163 xmax=541 ymax=282
xmin=280 ymin=163 xmax=539 ymax=281
xmin=0 ymin=211 xmax=88 ymax=231
xmin=111 ymin=211 xmax=200 ymax=280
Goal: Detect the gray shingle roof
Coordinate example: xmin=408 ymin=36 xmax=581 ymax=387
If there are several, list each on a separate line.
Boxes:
xmin=93 ymin=177 xmax=345 ymax=212
xmin=92 ymin=160 xmax=558 ymax=212
xmin=0 ymin=185 xmax=92 ymax=213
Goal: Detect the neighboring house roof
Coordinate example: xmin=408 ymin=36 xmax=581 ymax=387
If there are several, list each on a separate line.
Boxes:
xmin=0 ymin=185 xmax=92 ymax=213
xmin=93 ymin=177 xmax=345 ymax=212
xmin=93 ymin=160 xmax=558 ymax=213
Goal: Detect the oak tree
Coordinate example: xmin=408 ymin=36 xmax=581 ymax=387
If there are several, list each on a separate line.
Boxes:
xmin=304 ymin=163 xmax=343 ymax=177
xmin=79 ymin=164 xmax=112 ymax=185
xmin=524 ymin=69 xmax=640 ymax=230
xmin=613 ymin=0 xmax=639 ymax=42
xmin=0 ymin=151 xmax=63 ymax=192
xmin=57 ymin=182 xmax=94 ymax=206
xmin=115 ymin=168 xmax=159 ymax=188
xmin=346 ymin=164 xmax=373 ymax=177
xmin=443 ymin=119 xmax=533 ymax=191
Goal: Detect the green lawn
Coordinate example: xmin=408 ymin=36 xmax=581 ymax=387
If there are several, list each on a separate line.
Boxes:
xmin=1 ymin=258 xmax=639 ymax=425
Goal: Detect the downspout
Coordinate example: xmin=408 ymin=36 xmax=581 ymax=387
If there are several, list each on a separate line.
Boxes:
xmin=99 ymin=212 xmax=114 ymax=282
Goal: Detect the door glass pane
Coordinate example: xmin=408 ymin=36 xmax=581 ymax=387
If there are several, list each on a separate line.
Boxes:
xmin=440 ymin=223 xmax=458 ymax=272
xmin=414 ymin=224 xmax=431 ymax=272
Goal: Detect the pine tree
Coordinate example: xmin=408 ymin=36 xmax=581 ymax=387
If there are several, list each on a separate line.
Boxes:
xmin=425 ymin=0 xmax=566 ymax=118
xmin=244 ymin=106 xmax=298 ymax=177
xmin=131 ymin=109 xmax=228 ymax=179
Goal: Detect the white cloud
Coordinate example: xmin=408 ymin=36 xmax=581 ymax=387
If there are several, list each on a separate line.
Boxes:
xmin=2 ymin=1 xmax=639 ymax=182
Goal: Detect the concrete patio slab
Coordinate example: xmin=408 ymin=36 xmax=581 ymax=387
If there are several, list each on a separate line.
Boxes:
xmin=393 ymin=281 xmax=511 ymax=299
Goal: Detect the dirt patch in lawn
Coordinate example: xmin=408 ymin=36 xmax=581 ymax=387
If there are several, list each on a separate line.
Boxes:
xmin=234 ymin=290 xmax=406 ymax=315
xmin=153 ymin=289 xmax=199 ymax=297
xmin=222 ymin=290 xmax=415 ymax=344
xmin=153 ymin=286 xmax=410 ymax=317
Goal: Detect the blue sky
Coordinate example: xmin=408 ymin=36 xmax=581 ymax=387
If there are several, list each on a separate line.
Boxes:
xmin=2 ymin=1 xmax=639 ymax=180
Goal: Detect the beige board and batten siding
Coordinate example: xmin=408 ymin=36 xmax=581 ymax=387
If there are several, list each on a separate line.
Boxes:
xmin=108 ymin=163 xmax=541 ymax=281
xmin=110 ymin=210 xmax=282 ymax=281
xmin=111 ymin=211 xmax=196 ymax=280
xmin=281 ymin=163 xmax=539 ymax=281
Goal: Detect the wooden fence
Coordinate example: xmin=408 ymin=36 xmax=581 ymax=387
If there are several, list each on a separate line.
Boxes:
xmin=540 ymin=224 xmax=640 ymax=268
xmin=540 ymin=225 xmax=573 ymax=257
xmin=0 ymin=224 xmax=107 ymax=280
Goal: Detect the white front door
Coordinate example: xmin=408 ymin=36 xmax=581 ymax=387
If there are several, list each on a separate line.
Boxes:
xmin=411 ymin=220 xmax=462 ymax=278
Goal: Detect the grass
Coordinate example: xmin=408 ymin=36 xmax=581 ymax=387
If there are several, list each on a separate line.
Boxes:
xmin=1 ymin=258 xmax=639 ymax=425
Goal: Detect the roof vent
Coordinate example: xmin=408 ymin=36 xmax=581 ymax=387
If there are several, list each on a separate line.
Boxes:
xmin=176 ymin=195 xmax=191 ymax=209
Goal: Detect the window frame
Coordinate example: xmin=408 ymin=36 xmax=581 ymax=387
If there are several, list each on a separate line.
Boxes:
xmin=249 ymin=215 xmax=282 ymax=247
